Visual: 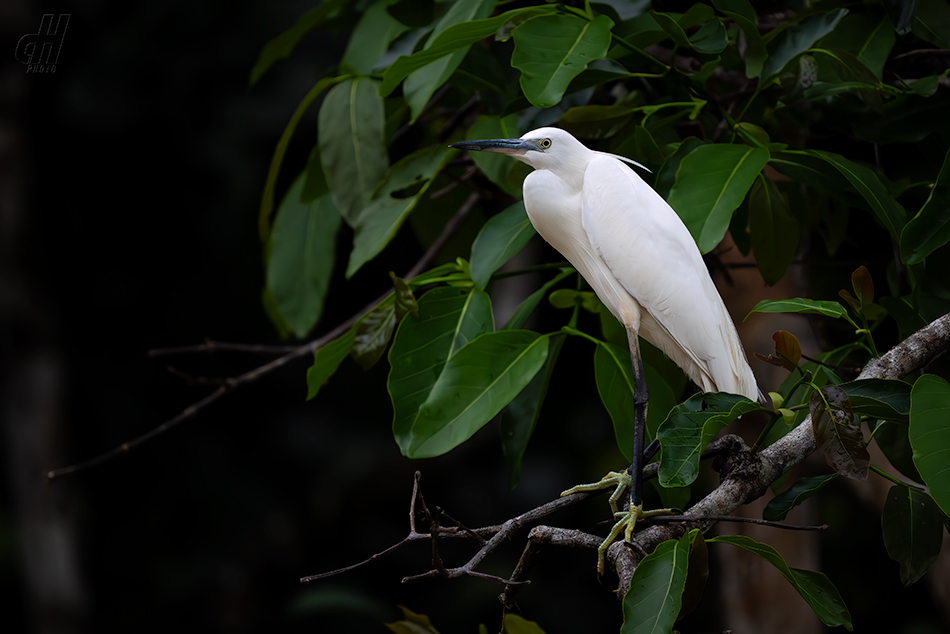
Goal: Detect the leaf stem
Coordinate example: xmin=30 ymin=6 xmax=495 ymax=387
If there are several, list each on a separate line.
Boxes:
xmin=870 ymin=464 xmax=925 ymax=490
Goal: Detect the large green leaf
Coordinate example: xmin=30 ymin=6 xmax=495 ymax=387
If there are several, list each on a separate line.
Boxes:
xmin=689 ymin=18 xmax=727 ymax=54
xmin=841 ymin=378 xmax=912 ymax=422
xmin=762 ymin=9 xmax=848 ymax=79
xmin=657 ymin=393 xmax=764 ymax=487
xmin=708 ymin=535 xmax=853 ymax=629
xmin=259 ymin=75 xmax=348 ymax=240
xmin=809 ymin=150 xmax=906 ymax=240
xmin=909 ymin=374 xmax=950 ymax=516
xmin=621 ymin=531 xmax=694 ymax=634
xmin=403 ymin=0 xmax=495 ymax=123
xmin=340 ymin=0 xmax=410 ymax=75
xmin=882 ymin=485 xmax=945 ymax=586
xmin=378 ymin=6 xmax=558 ymax=97
xmin=469 ymin=202 xmax=536 ymax=290
xmin=818 ymin=14 xmax=895 ymax=79
xmin=503 ymin=614 xmax=547 ymax=634
xmin=248 ymin=0 xmax=347 ymax=86
xmin=501 ymin=333 xmax=566 ymax=488
xmin=871 ymin=419 xmax=924 ymax=483
xmin=511 ymin=14 xmax=615 ymax=109
xmin=764 ymin=474 xmax=838 ymax=521
xmin=346 ymin=145 xmax=454 ymax=277
xmin=503 ymin=269 xmax=574 ymax=330
xmin=654 ymin=137 xmax=705 ymax=199
xmin=711 ymin=0 xmax=767 ymax=77
xmin=319 ymin=77 xmax=388 ymax=228
xmin=557 ymin=103 xmax=640 ymax=140
xmin=749 ymin=174 xmax=799 ymax=285
xmin=266 ymin=175 xmax=341 ymax=338
xmin=465 ymin=115 xmax=522 ymax=196
xmin=667 ymin=144 xmax=770 ymax=253
xmin=389 ymin=287 xmax=494 ymax=454
xmin=901 ymin=149 xmax=950 ymax=266
xmin=913 ymin=0 xmax=950 ymax=48
xmin=407 ymin=331 xmax=549 ymax=458
xmin=306 ymin=326 xmax=357 ymax=400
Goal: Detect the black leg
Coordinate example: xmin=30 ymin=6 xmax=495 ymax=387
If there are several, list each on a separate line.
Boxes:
xmin=628 ymin=332 xmax=649 ymax=509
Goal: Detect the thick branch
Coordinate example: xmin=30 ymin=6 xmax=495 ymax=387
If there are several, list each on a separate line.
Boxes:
xmin=612 ymin=312 xmax=950 ymax=596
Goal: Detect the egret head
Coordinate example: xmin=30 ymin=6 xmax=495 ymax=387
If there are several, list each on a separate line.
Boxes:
xmin=451 ymin=127 xmax=591 ymax=171
xmin=451 ymin=127 xmax=647 ymax=175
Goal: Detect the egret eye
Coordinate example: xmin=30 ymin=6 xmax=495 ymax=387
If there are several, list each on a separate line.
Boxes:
xmin=539 ymin=138 xmax=552 ymax=149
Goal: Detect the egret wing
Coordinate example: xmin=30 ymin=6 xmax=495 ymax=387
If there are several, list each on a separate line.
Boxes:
xmin=581 ymin=156 xmax=753 ymax=397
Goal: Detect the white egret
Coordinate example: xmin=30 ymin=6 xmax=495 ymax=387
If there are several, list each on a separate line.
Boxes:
xmin=452 ymin=127 xmax=760 ymax=572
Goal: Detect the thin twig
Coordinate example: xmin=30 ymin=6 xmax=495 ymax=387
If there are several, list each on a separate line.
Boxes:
xmin=800 ymin=353 xmax=862 ymax=374
xmin=47 ymin=194 xmax=482 ymax=482
xmin=164 ymin=366 xmax=229 ymax=386
xmin=149 ymin=341 xmax=298 ymax=357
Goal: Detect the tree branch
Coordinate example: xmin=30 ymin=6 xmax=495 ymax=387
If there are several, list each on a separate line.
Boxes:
xmin=46 ymin=194 xmax=482 ymax=481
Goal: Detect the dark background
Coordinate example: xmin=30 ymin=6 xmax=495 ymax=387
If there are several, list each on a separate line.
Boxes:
xmin=2 ymin=2 xmax=948 ymax=633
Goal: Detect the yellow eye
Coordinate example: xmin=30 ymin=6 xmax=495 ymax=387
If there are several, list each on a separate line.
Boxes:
xmin=539 ymin=138 xmax=552 ymax=149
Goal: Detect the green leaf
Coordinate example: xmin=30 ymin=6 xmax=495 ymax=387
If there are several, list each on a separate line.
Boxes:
xmin=654 ymin=137 xmax=705 ymax=199
xmin=306 ymin=326 xmax=357 ymax=400
xmin=650 ymin=11 xmax=690 ymax=47
xmin=764 ymin=474 xmax=838 ymax=521
xmin=913 ymin=0 xmax=950 ymax=48
xmin=465 ymin=115 xmax=522 ymax=196
xmin=621 ymin=530 xmax=694 ymax=634
xmin=503 ymin=269 xmax=574 ymax=330
xmin=593 ymin=341 xmax=677 ymax=462
xmin=469 ymin=202 xmax=536 ymax=290
xmin=407 ymin=331 xmax=549 ymax=458
xmin=819 ymin=14 xmax=895 ymax=79
xmin=901 ymin=149 xmax=950 ymax=265
xmin=763 ymin=9 xmax=848 ymax=79
xmin=809 ymin=150 xmax=906 ymax=240
xmin=689 ymin=18 xmax=727 ymax=54
xmin=346 ymin=145 xmax=454 ymax=277
xmin=503 ymin=613 xmax=547 ymax=634
xmin=511 ymin=14 xmax=615 ymax=109
xmin=379 ymin=6 xmax=558 ymax=97
xmin=259 ymin=75 xmax=348 ymax=240
xmin=319 ymin=77 xmax=388 ymax=228
xmin=266 ymin=176 xmax=341 ymax=338
xmin=501 ymin=334 xmax=566 ymax=488
xmin=707 ymin=535 xmax=853 ymax=630
xmin=711 ymin=0 xmax=767 ymax=77
xmin=871 ymin=420 xmax=924 ymax=483
xmin=882 ymin=485 xmax=944 ymax=586
xmin=678 ymin=530 xmax=709 ymax=620
xmin=340 ymin=0 xmax=411 ymax=76
xmin=389 ymin=287 xmax=494 ymax=454
xmin=853 ymin=93 xmax=950 ymax=144
xmin=747 ymin=298 xmax=851 ymax=322
xmin=909 ymin=374 xmax=950 ymax=517
xmin=749 ymin=175 xmax=799 ymax=285
xmin=403 ymin=0 xmax=495 ymax=123
xmin=248 ymin=0 xmax=347 ymax=87
xmin=841 ymin=378 xmax=912 ymax=423
xmin=657 ymin=392 xmax=763 ymax=487
xmin=667 ymin=144 xmax=771 ymax=253
xmin=301 ymin=144 xmax=329 ymax=203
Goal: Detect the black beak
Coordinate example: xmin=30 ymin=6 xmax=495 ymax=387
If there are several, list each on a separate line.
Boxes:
xmin=449 ymin=138 xmax=532 ymax=154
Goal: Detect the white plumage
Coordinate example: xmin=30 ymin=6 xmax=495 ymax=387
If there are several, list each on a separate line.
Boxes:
xmin=508 ymin=127 xmax=758 ymax=401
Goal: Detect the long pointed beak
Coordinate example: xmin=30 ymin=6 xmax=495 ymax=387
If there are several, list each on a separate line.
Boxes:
xmin=450 ymin=138 xmax=532 ymax=155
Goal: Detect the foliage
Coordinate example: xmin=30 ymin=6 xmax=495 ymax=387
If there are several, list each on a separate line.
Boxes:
xmin=253 ymin=0 xmax=950 ymax=629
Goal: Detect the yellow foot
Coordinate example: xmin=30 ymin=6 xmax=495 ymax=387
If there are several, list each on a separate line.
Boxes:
xmin=596 ymin=504 xmax=677 ymax=575
xmin=560 ymin=470 xmax=631 ymax=515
